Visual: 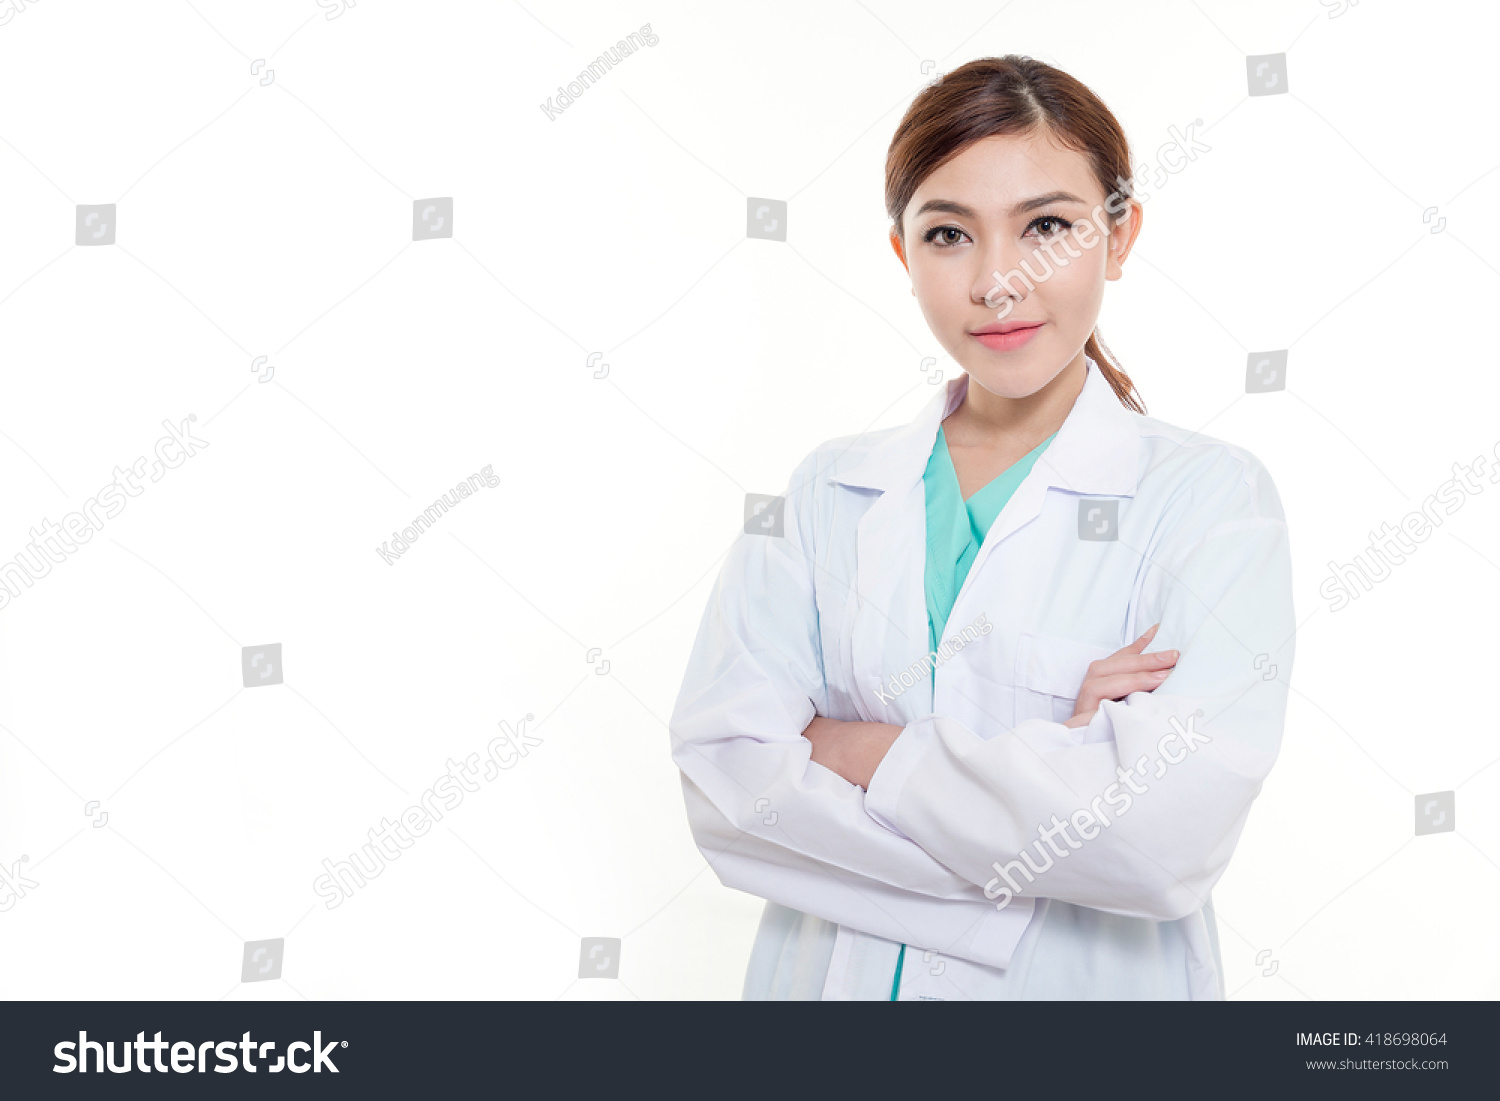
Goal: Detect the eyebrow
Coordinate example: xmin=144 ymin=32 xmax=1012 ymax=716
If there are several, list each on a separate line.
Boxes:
xmin=913 ymin=191 xmax=1087 ymax=219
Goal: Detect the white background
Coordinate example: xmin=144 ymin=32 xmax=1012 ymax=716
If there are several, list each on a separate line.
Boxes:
xmin=0 ymin=0 xmax=1496 ymax=1000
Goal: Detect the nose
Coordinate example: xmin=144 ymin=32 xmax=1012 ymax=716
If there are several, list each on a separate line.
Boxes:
xmin=970 ymin=234 xmax=1027 ymax=309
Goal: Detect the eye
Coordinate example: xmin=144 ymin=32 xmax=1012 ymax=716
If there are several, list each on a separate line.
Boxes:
xmin=921 ymin=224 xmax=970 ymax=249
xmin=1026 ymin=214 xmax=1074 ymax=238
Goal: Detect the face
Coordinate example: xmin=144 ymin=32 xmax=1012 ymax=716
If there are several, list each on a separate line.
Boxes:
xmin=893 ymin=128 xmax=1141 ymax=401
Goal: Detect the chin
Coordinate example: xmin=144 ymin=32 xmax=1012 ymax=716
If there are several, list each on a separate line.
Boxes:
xmin=962 ymin=362 xmax=1051 ymax=400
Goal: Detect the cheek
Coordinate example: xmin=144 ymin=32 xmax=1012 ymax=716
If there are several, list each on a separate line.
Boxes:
xmin=912 ymin=252 xmax=970 ymax=294
xmin=911 ymin=261 xmax=967 ymax=320
xmin=1037 ymin=247 xmax=1105 ymax=309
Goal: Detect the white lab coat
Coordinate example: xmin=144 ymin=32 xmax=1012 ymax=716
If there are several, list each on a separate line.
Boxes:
xmin=669 ymin=357 xmax=1295 ymax=1000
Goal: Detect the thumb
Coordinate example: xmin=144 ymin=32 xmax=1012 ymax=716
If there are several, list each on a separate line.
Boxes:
xmin=1125 ymin=622 xmax=1160 ymax=653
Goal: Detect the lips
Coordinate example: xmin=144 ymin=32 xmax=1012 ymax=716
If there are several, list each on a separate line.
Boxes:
xmin=969 ymin=321 xmax=1042 ymax=336
xmin=969 ymin=321 xmax=1044 ymax=351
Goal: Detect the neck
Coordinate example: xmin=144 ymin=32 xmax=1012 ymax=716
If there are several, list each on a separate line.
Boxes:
xmin=946 ymin=351 xmax=1088 ymax=449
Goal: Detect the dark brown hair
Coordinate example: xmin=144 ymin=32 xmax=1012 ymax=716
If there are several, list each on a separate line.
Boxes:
xmin=885 ymin=55 xmax=1145 ymax=414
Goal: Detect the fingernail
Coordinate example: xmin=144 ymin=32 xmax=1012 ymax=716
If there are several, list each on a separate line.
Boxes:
xmin=1151 ymin=670 xmax=1169 ymax=679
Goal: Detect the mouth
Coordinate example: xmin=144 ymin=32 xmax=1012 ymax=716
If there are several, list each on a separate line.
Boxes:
xmin=969 ymin=321 xmax=1044 ymax=351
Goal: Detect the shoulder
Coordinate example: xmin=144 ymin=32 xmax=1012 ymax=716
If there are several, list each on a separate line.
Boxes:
xmin=782 ymin=424 xmax=910 ymax=496
xmin=1128 ymin=411 xmax=1286 ymax=526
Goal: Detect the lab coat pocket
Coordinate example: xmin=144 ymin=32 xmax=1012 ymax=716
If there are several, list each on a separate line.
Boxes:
xmin=1013 ymin=632 xmax=1118 ymax=725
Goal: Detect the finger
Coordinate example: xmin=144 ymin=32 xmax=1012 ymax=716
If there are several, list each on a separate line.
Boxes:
xmin=1118 ymin=622 xmax=1162 ymax=657
xmin=1086 ymin=668 xmax=1172 ymax=703
xmin=1090 ymin=646 xmax=1178 ymax=680
xmin=1124 ymin=649 xmax=1179 ymax=673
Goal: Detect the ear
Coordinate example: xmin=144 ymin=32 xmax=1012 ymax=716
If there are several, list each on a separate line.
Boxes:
xmin=889 ymin=228 xmax=909 ymax=272
xmin=1105 ymin=201 xmax=1144 ymax=280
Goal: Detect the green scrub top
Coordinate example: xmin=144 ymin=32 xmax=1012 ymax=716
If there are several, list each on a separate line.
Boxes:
xmin=890 ymin=420 xmax=1058 ymax=1002
xmin=922 ymin=424 xmax=1059 ymax=657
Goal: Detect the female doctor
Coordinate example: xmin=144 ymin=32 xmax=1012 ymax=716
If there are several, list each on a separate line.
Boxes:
xmin=669 ymin=55 xmax=1295 ymax=1000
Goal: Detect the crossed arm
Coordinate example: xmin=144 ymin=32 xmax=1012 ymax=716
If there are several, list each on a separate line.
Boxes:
xmin=670 ymin=451 xmax=1294 ymax=949
xmin=803 ymin=621 xmax=1178 ymax=789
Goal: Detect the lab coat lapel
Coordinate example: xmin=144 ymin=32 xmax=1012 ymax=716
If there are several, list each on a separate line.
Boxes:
xmin=832 ymin=359 xmax=1140 ymax=717
xmin=953 ymin=360 xmax=1141 ymax=600
xmin=835 ymin=378 xmax=963 ymax=720
xmin=848 ymin=476 xmax=927 ymax=720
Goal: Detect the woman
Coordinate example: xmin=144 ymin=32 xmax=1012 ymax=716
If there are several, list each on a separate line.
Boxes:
xmin=669 ymin=55 xmax=1294 ymax=1000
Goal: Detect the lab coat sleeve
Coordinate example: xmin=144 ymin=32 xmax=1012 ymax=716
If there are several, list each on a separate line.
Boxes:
xmin=669 ymin=448 xmax=1012 ymax=956
xmin=863 ymin=450 xmax=1295 ymax=922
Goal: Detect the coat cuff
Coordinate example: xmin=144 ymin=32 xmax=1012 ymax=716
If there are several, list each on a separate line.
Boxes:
xmin=863 ymin=717 xmax=933 ymax=837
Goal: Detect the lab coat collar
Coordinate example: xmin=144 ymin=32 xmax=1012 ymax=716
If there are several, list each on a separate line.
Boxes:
xmin=831 ymin=356 xmax=1140 ymax=499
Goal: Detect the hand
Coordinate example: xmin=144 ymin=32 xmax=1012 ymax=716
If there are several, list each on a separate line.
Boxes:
xmin=1063 ymin=622 xmax=1178 ymax=729
xmin=801 ymin=716 xmax=905 ymax=791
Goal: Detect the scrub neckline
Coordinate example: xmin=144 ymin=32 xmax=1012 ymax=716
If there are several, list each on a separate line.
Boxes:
xmin=935 ymin=423 xmax=1058 ymax=516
